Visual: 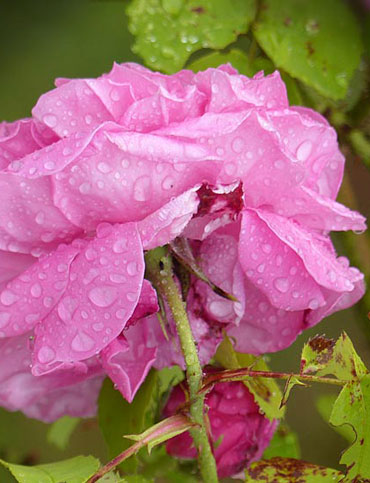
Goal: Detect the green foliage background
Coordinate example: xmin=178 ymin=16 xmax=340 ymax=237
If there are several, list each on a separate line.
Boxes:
xmin=0 ymin=0 xmax=370 ymax=481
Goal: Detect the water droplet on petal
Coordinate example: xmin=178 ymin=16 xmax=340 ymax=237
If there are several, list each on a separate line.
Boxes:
xmin=35 ymin=212 xmax=45 ymax=225
xmin=43 ymin=114 xmax=57 ymax=128
xmin=30 ymin=283 xmax=42 ymax=298
xmin=308 ymin=298 xmax=320 ymax=309
xmin=97 ymin=162 xmax=112 ymax=174
xmin=0 ymin=290 xmax=19 ymax=306
xmin=113 ymin=239 xmax=128 ymax=254
xmin=273 ymin=277 xmax=289 ymax=293
xmin=296 ymin=140 xmax=313 ymax=162
xmin=231 ymin=137 xmax=244 ymax=154
xmin=38 ymin=345 xmax=56 ymax=363
xmin=133 ymin=176 xmax=151 ymax=202
xmin=88 ymin=286 xmax=118 ymax=307
xmin=71 ymin=331 xmax=95 ymax=352
xmin=127 ymin=261 xmax=138 ymax=276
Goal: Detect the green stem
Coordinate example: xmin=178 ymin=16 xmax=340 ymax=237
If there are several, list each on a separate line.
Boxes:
xmin=201 ymin=368 xmax=346 ymax=395
xmin=146 ymin=247 xmax=219 ymax=483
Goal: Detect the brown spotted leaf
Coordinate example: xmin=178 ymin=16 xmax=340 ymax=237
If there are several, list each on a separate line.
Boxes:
xmin=330 ymin=375 xmax=370 ymax=482
xmin=245 ymin=457 xmax=342 ymax=482
xmin=300 ymin=332 xmax=367 ymax=381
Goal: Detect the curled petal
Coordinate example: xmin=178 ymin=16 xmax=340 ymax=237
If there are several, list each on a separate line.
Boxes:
xmin=138 ymin=187 xmax=200 ymax=249
xmin=129 ymin=279 xmax=159 ymax=325
xmin=239 ymin=210 xmax=325 ymax=311
xmin=253 ymin=209 xmax=363 ymax=292
xmin=32 ymin=223 xmax=144 ymax=374
xmin=101 ymin=334 xmax=157 ymax=403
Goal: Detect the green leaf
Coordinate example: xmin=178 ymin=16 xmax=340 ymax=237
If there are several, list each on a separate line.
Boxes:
xmin=245 ymin=457 xmax=342 ymax=482
xmin=330 ymin=375 xmax=370 ymax=481
xmin=300 ymin=333 xmax=368 ymax=381
xmin=127 ymin=0 xmax=256 ymax=73
xmin=253 ymin=0 xmax=363 ymax=100
xmin=98 ymin=371 xmax=158 ymax=474
xmin=262 ymin=423 xmax=300 ymax=459
xmin=214 ymin=336 xmax=284 ymax=419
xmin=316 ymin=394 xmax=354 ymax=442
xmin=125 ymin=414 xmax=196 ymax=453
xmin=0 ymin=455 xmax=100 ymax=483
xmin=47 ymin=416 xmax=80 ymax=450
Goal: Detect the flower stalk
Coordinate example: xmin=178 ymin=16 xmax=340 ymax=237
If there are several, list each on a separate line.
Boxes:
xmin=145 ymin=246 xmax=219 ymax=483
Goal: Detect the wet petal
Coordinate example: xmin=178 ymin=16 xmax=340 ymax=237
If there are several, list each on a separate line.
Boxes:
xmin=101 ymin=334 xmax=157 ymax=402
xmin=138 ymin=187 xmax=199 ymax=249
xmin=0 ymin=333 xmax=103 ymax=422
xmin=32 ymin=223 xmax=144 ymax=374
xmin=254 ymin=209 xmax=363 ymax=292
xmin=0 ymin=245 xmax=79 ymax=338
xmin=0 ymin=173 xmax=80 ymax=255
xmin=227 ymin=278 xmax=305 ymax=354
xmin=239 ymin=210 xmax=325 ymax=310
xmin=128 ymin=279 xmax=159 ymax=325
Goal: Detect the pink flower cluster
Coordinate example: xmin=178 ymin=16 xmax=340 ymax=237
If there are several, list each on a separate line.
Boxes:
xmin=0 ymin=63 xmax=365 ymax=424
xmin=164 ymin=378 xmax=277 ymax=478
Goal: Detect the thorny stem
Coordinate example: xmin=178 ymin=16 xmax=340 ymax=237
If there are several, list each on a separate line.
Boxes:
xmin=200 ymin=367 xmax=346 ymax=395
xmin=145 ymin=246 xmax=219 ymax=483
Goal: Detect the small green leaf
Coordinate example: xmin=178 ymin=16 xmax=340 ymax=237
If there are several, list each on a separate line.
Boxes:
xmin=127 ymin=0 xmax=256 ymax=73
xmin=47 ymin=416 xmax=80 ymax=450
xmin=245 ymin=457 xmax=342 ymax=482
xmin=280 ymin=376 xmax=306 ymax=408
xmin=330 ymin=375 xmax=370 ymax=481
xmin=316 ymin=394 xmax=354 ymax=442
xmin=214 ymin=336 xmax=284 ymax=419
xmin=253 ymin=0 xmax=363 ymax=99
xmin=0 ymin=455 xmax=100 ymax=483
xmin=300 ymin=333 xmax=368 ymax=381
xmin=98 ymin=371 xmax=158 ymax=474
xmin=263 ymin=423 xmax=300 ymax=459
xmin=125 ymin=414 xmax=196 ymax=453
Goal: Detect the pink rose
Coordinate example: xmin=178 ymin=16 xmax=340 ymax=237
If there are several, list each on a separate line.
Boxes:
xmin=0 ymin=63 xmax=365 ymax=420
xmin=163 ymin=378 xmax=277 ymax=477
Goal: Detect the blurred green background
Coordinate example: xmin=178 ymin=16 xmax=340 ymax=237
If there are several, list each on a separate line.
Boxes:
xmin=0 ymin=1 xmax=369 ymax=481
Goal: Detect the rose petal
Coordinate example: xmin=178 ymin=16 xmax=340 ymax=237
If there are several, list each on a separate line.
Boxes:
xmin=254 ymin=209 xmax=363 ymax=292
xmin=239 ymin=209 xmax=325 ymax=310
xmin=32 ymin=223 xmax=144 ymax=374
xmin=138 ymin=187 xmax=200 ymax=249
xmin=101 ymin=334 xmax=157 ymax=402
xmin=0 ymin=245 xmax=79 ymax=338
xmin=0 ymin=333 xmax=103 ymax=422
xmin=227 ymin=278 xmax=305 ymax=354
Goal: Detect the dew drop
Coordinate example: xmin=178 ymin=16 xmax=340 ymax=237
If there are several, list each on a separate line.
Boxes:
xmin=85 ymin=114 xmax=93 ymax=125
xmin=113 ymin=239 xmax=128 ymax=254
xmin=116 ymin=308 xmax=127 ymax=319
xmin=43 ymin=114 xmax=58 ymax=128
xmin=231 ymin=137 xmax=244 ymax=154
xmin=127 ymin=261 xmax=138 ymax=276
xmin=88 ymin=286 xmax=118 ymax=307
xmin=133 ymin=176 xmax=151 ymax=202
xmin=308 ymin=298 xmax=320 ymax=310
xmin=209 ymin=300 xmax=231 ymax=318
xmin=273 ymin=277 xmax=289 ymax=293
xmin=79 ymin=182 xmax=91 ymax=194
xmin=44 ymin=161 xmax=56 ymax=170
xmin=92 ymin=322 xmax=104 ymax=332
xmin=296 ymin=140 xmax=313 ymax=162
xmin=35 ymin=212 xmax=45 ymax=225
xmin=38 ymin=345 xmax=56 ymax=363
xmin=97 ymin=162 xmax=112 ymax=174
xmin=71 ymin=331 xmax=95 ymax=352
xmin=0 ymin=290 xmax=19 ymax=306
xmin=30 ymin=283 xmax=42 ymax=298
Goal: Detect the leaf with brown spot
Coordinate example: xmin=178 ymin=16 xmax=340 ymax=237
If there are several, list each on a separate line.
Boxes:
xmin=300 ymin=332 xmax=367 ymax=382
xmin=330 ymin=375 xmax=370 ymax=482
xmin=245 ymin=457 xmax=342 ymax=482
